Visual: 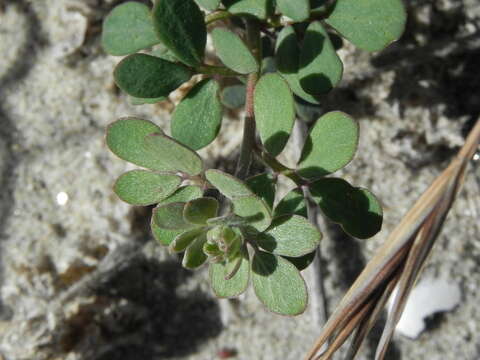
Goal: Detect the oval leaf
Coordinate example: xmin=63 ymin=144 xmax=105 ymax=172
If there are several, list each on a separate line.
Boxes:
xmin=275 ymin=26 xmax=321 ymax=104
xmin=205 ymin=169 xmax=254 ymax=199
xmin=114 ymin=54 xmax=192 ymax=98
xmin=183 ymin=233 xmax=208 ymax=269
xmin=254 ymin=73 xmax=295 ymax=156
xmin=232 ymin=195 xmax=272 ymax=232
xmin=220 ymin=84 xmax=246 ymax=109
xmin=276 ymin=0 xmax=310 ymax=21
xmin=171 ymin=79 xmax=223 ymax=150
xmin=299 ymin=21 xmax=343 ymax=95
xmin=283 ymin=251 xmax=316 ymax=271
xmin=246 ymin=173 xmax=276 ymax=209
xmin=106 ymin=118 xmax=166 ymax=170
xmin=256 ymin=215 xmax=321 ymax=257
xmin=101 ymin=2 xmax=160 ymax=56
xmin=195 ymin=0 xmax=220 ymax=11
xmin=212 ymin=28 xmax=258 ymax=74
xmin=309 ymin=178 xmax=383 ymax=239
xmin=184 ymin=197 xmax=219 ymax=225
xmin=170 ymin=228 xmax=205 ymax=252
xmin=297 ymin=111 xmax=359 ymax=179
xmin=252 ymin=251 xmax=308 ymax=315
xmin=210 ymin=247 xmax=250 ymax=298
xmin=221 ymin=0 xmax=273 ymax=19
xmin=325 ymin=0 xmax=407 ymax=52
xmin=152 ymin=0 xmax=207 ymax=66
xmin=114 ymin=170 xmax=181 ymax=205
xmin=151 ymin=186 xmax=203 ymax=246
xmin=144 ymin=133 xmax=204 ymax=175
xmin=153 ymin=202 xmax=196 ymax=230
xmin=273 ymin=188 xmax=307 ymax=218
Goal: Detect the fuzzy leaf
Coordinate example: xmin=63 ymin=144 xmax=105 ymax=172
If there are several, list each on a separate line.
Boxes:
xmin=114 ymin=54 xmax=192 ymax=98
xmin=106 ymin=118 xmax=167 ymax=170
xmin=246 ymin=173 xmax=276 ymax=209
xmin=221 ymin=0 xmax=274 ymax=19
xmin=171 ymin=79 xmax=223 ymax=150
xmin=195 ymin=0 xmax=220 ymax=10
xmin=211 ymin=28 xmax=258 ymax=74
xmin=210 ymin=248 xmax=250 ymax=297
xmin=256 ymin=215 xmax=321 ymax=257
xmin=144 ymin=133 xmax=203 ymax=175
xmin=152 ymin=0 xmax=207 ymax=66
xmin=284 ymin=251 xmax=316 ymax=271
xmin=151 ymin=186 xmax=203 ymax=246
xmin=170 ymin=228 xmax=205 ymax=252
xmin=232 ymin=195 xmax=272 ymax=232
xmin=298 ymin=111 xmax=358 ymax=179
xmin=309 ymin=178 xmax=383 ymax=239
xmin=114 ymin=170 xmax=181 ymax=205
xmin=252 ymin=251 xmax=308 ymax=315
xmin=274 ymin=188 xmax=307 ymax=217
xmin=101 ymin=2 xmax=160 ymax=56
xmin=205 ymin=169 xmax=254 ymax=199
xmin=275 ymin=26 xmax=321 ymax=104
xmin=184 ymin=197 xmax=219 ymax=225
xmin=153 ymin=202 xmax=195 ymax=230
xmin=277 ymin=0 xmax=310 ymax=21
xmin=299 ymin=21 xmax=343 ymax=95
xmin=220 ymin=84 xmax=246 ymax=109
xmin=254 ymin=73 xmax=295 ymax=156
xmin=183 ymin=233 xmax=208 ymax=268
xmin=325 ymin=0 xmax=407 ymax=52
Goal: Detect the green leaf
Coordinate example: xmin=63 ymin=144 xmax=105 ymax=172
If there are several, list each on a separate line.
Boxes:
xmin=170 ymin=228 xmax=205 ymax=252
xmin=283 ymin=251 xmax=316 ymax=271
xmin=297 ymin=111 xmax=359 ymax=179
xmin=254 ymin=73 xmax=295 ymax=156
xmin=144 ymin=133 xmax=204 ymax=175
xmin=153 ymin=202 xmax=196 ymax=230
xmin=274 ymin=188 xmax=307 ymax=217
xmin=106 ymin=118 xmax=166 ymax=170
xmin=184 ymin=197 xmax=219 ymax=225
xmin=130 ymin=96 xmax=166 ymax=105
xmin=220 ymin=84 xmax=246 ymax=109
xmin=114 ymin=170 xmax=181 ymax=205
xmin=325 ymin=0 xmax=407 ymax=52
xmin=151 ymin=186 xmax=203 ymax=246
xmin=152 ymin=0 xmax=207 ymax=66
xmin=299 ymin=21 xmax=343 ymax=95
xmin=221 ymin=0 xmax=274 ymax=19
xmin=210 ymin=247 xmax=250 ymax=297
xmin=171 ymin=79 xmax=223 ymax=150
xmin=309 ymin=178 xmax=383 ymax=239
xmin=195 ymin=0 xmax=220 ymax=11
xmin=114 ymin=54 xmax=192 ymax=98
xmin=277 ymin=0 xmax=310 ymax=21
xmin=232 ymin=195 xmax=272 ymax=232
xmin=101 ymin=2 xmax=160 ymax=56
xmin=211 ymin=28 xmax=258 ymax=74
xmin=256 ymin=215 xmax=321 ymax=257
xmin=252 ymin=251 xmax=307 ymax=315
xmin=183 ymin=233 xmax=208 ymax=268
xmin=205 ymin=169 xmax=254 ymax=199
xmin=275 ymin=26 xmax=321 ymax=104
xmin=246 ymin=173 xmax=276 ymax=209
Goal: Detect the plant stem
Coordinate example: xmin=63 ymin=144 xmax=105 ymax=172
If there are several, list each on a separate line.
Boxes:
xmin=235 ymin=19 xmax=261 ymax=180
xmin=205 ymin=10 xmax=233 ymax=25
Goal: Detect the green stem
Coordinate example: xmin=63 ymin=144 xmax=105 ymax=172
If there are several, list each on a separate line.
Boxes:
xmin=196 ymin=64 xmax=241 ymax=77
xmin=254 ymin=147 xmax=307 ymax=186
xmin=205 ymin=10 xmax=233 ymax=25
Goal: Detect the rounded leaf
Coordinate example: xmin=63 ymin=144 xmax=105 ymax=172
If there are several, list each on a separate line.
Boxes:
xmin=297 ymin=111 xmax=359 ymax=179
xmin=205 ymin=169 xmax=254 ymax=199
xmin=211 ymin=28 xmax=258 ymax=74
xmin=276 ymin=0 xmax=309 ymax=21
xmin=256 ymin=215 xmax=321 ymax=257
xmin=283 ymin=251 xmax=316 ymax=271
xmin=275 ymin=26 xmax=321 ymax=104
xmin=144 ymin=133 xmax=204 ymax=175
xmin=273 ymin=188 xmax=307 ymax=218
xmin=325 ymin=0 xmax=407 ymax=52
xmin=184 ymin=197 xmax=219 ymax=225
xmin=209 ymin=248 xmax=250 ymax=298
xmin=252 ymin=251 xmax=308 ymax=315
xmin=221 ymin=0 xmax=273 ymax=19
xmin=299 ymin=21 xmax=343 ymax=95
xmin=114 ymin=54 xmax=192 ymax=98
xmin=152 ymin=0 xmax=207 ymax=66
xmin=183 ymin=233 xmax=208 ymax=269
xmin=101 ymin=2 xmax=160 ymax=56
xmin=254 ymin=73 xmax=295 ymax=156
xmin=246 ymin=173 xmax=276 ymax=209
xmin=170 ymin=228 xmax=205 ymax=252
xmin=232 ymin=195 xmax=272 ymax=232
xmin=114 ymin=170 xmax=181 ymax=205
xmin=153 ymin=202 xmax=195 ymax=230
xmin=309 ymin=178 xmax=383 ymax=239
xmin=171 ymin=79 xmax=223 ymax=150
xmin=220 ymin=84 xmax=246 ymax=109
